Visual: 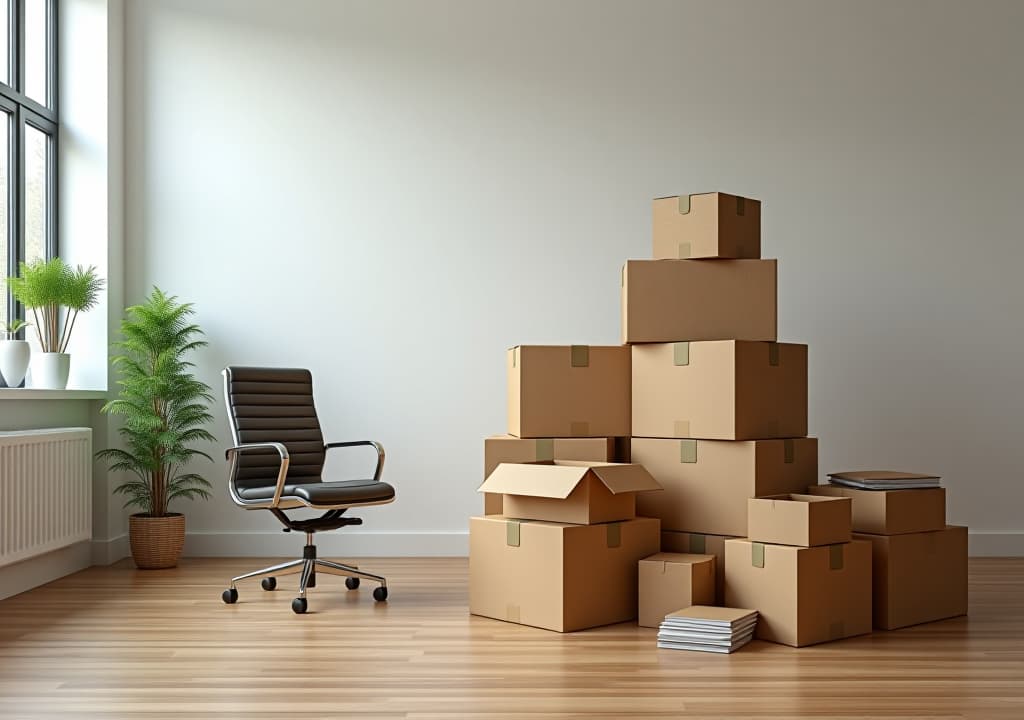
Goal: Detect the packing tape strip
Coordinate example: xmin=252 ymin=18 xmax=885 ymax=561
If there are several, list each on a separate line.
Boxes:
xmin=534 ymin=439 xmax=555 ymax=462
xmin=768 ymin=343 xmax=780 ymax=367
xmin=829 ymin=544 xmax=844 ymax=570
xmin=678 ymin=195 xmax=691 ymax=215
xmin=570 ymin=421 xmax=590 ymax=437
xmin=783 ymin=439 xmax=794 ymax=464
xmin=679 ymin=439 xmax=697 ymax=464
xmin=751 ymin=542 xmax=765 ymax=568
xmin=673 ymin=420 xmax=690 ymax=438
xmin=512 ymin=346 xmax=518 ymax=368
xmin=689 ymin=533 xmax=706 ymax=554
xmin=677 ymin=242 xmax=692 ymax=259
xmin=570 ymin=345 xmax=590 ymax=367
xmin=507 ymin=604 xmax=520 ymax=623
xmin=736 ymin=196 xmax=746 ymax=216
xmin=673 ymin=342 xmax=690 ymax=366
xmin=506 ymin=520 xmax=521 ymax=548
xmin=606 ymin=522 xmax=622 ymax=549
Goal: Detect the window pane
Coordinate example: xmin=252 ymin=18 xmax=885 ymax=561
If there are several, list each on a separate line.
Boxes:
xmin=25 ymin=0 xmax=47 ymax=105
xmin=0 ymin=112 xmax=7 ymax=325
xmin=25 ymin=123 xmax=47 ymax=264
xmin=0 ymin=1 xmax=9 ymax=86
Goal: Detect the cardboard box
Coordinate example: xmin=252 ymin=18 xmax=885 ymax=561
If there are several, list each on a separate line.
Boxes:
xmin=807 ymin=485 xmax=946 ymax=535
xmin=621 ymin=259 xmax=776 ymax=344
xmin=638 ymin=552 xmax=716 ymax=628
xmin=854 ymin=526 xmax=967 ymax=630
xmin=482 ymin=436 xmax=618 ymax=515
xmin=662 ymin=531 xmax=736 ymax=605
xmin=747 ymin=494 xmax=852 ymax=547
xmin=469 ymin=516 xmax=661 ymax=632
xmin=724 ymin=539 xmax=872 ymax=647
xmin=652 ymin=192 xmax=761 ymax=260
xmin=632 ymin=341 xmax=808 ymax=440
xmin=478 ymin=460 xmax=662 ymax=525
xmin=634 ymin=437 xmax=817 ymax=537
xmin=508 ymin=345 xmax=630 ymax=438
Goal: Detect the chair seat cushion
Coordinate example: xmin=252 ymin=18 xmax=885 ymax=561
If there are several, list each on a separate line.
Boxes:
xmin=238 ymin=479 xmax=396 ymax=505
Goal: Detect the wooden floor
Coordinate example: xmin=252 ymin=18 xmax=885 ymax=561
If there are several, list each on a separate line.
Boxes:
xmin=0 ymin=558 xmax=1022 ymax=720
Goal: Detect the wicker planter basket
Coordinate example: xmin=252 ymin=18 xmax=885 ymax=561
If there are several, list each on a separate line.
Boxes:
xmin=129 ymin=513 xmax=186 ymax=569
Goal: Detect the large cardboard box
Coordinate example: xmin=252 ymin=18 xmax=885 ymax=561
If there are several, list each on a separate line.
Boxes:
xmin=724 ymin=539 xmax=873 ymax=647
xmin=807 ymin=485 xmax=946 ymax=535
xmin=621 ymin=259 xmax=776 ymax=344
xmin=638 ymin=552 xmax=716 ymax=628
xmin=853 ymin=526 xmax=967 ymax=630
xmin=662 ymin=531 xmax=736 ymax=605
xmin=469 ymin=516 xmax=661 ymax=632
xmin=478 ymin=460 xmax=662 ymax=525
xmin=483 ymin=436 xmax=618 ymax=515
xmin=508 ymin=345 xmax=630 ymax=438
xmin=632 ymin=341 xmax=808 ymax=440
xmin=747 ymin=494 xmax=852 ymax=547
xmin=652 ymin=193 xmax=761 ymax=260
xmin=634 ymin=437 xmax=817 ymax=537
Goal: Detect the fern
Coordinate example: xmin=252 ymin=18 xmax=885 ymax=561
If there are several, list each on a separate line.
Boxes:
xmin=97 ymin=288 xmax=216 ymax=516
xmin=7 ymin=258 xmax=104 ymax=352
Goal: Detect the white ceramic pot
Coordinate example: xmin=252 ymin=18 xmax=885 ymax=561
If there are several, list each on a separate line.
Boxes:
xmin=0 ymin=340 xmax=31 ymax=387
xmin=31 ymin=352 xmax=71 ymax=390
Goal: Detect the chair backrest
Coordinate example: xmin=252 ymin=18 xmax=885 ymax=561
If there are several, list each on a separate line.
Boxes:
xmin=223 ymin=366 xmax=326 ymax=490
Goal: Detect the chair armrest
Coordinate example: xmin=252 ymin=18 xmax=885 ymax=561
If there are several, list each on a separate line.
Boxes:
xmin=324 ymin=440 xmax=385 ymax=482
xmin=225 ymin=442 xmax=290 ymax=508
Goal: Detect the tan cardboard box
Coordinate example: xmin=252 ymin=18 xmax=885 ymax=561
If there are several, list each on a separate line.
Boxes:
xmin=632 ymin=341 xmax=808 ymax=440
xmin=469 ymin=516 xmax=661 ymax=632
xmin=483 ymin=436 xmax=618 ymax=515
xmin=662 ymin=531 xmax=736 ymax=605
xmin=724 ymin=538 xmax=872 ymax=647
xmin=652 ymin=192 xmax=761 ymax=260
xmin=508 ymin=345 xmax=630 ymax=438
xmin=621 ymin=259 xmax=776 ymax=344
xmin=853 ymin=526 xmax=967 ymax=630
xmin=634 ymin=437 xmax=817 ymax=537
xmin=807 ymin=485 xmax=946 ymax=535
xmin=638 ymin=552 xmax=716 ymax=628
xmin=747 ymin=494 xmax=852 ymax=547
xmin=478 ymin=460 xmax=661 ymax=525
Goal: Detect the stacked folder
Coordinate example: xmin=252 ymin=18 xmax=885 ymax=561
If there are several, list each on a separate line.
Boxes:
xmin=656 ymin=605 xmax=758 ymax=654
xmin=827 ymin=470 xmax=941 ymax=490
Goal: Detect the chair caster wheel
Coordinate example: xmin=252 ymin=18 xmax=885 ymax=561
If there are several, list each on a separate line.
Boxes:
xmin=261 ymin=577 xmax=277 ymax=591
xmin=373 ymin=586 xmax=388 ymax=602
xmin=345 ymin=577 xmax=360 ymax=590
xmin=292 ymin=597 xmax=308 ymax=614
xmin=222 ymin=588 xmax=238 ymax=604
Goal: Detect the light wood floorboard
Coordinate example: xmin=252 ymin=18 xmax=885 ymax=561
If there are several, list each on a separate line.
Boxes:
xmin=0 ymin=557 xmax=1021 ymax=719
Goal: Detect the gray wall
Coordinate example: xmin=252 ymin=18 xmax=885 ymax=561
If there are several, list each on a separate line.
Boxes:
xmin=124 ymin=0 xmax=1024 ymax=555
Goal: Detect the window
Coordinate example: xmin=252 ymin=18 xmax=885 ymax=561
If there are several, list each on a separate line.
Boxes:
xmin=1 ymin=0 xmax=57 ymax=330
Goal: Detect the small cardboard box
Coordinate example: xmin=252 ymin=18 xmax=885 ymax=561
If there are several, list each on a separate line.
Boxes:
xmin=478 ymin=460 xmax=662 ymax=525
xmin=638 ymin=552 xmax=716 ymax=628
xmin=652 ymin=192 xmax=761 ymax=259
xmin=621 ymin=259 xmax=777 ymax=344
xmin=482 ymin=436 xmax=618 ymax=515
xmin=632 ymin=341 xmax=808 ymax=440
xmin=807 ymin=485 xmax=946 ymax=535
xmin=747 ymin=494 xmax=852 ymax=547
xmin=662 ymin=531 xmax=736 ymax=605
xmin=854 ymin=526 xmax=967 ymax=630
xmin=469 ymin=516 xmax=661 ymax=632
xmin=634 ymin=437 xmax=817 ymax=537
xmin=508 ymin=345 xmax=630 ymax=438
xmin=724 ymin=539 xmax=872 ymax=647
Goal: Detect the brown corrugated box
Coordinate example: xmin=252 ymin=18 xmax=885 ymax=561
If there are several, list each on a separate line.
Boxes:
xmin=482 ymin=436 xmax=618 ymax=515
xmin=632 ymin=341 xmax=808 ymax=440
xmin=854 ymin=526 xmax=967 ymax=630
xmin=747 ymin=493 xmax=852 ymax=547
xmin=469 ymin=516 xmax=661 ymax=632
xmin=638 ymin=552 xmax=716 ymax=628
xmin=621 ymin=259 xmax=776 ymax=344
xmin=807 ymin=485 xmax=946 ymax=535
xmin=724 ymin=538 xmax=872 ymax=647
xmin=508 ymin=345 xmax=630 ymax=438
xmin=634 ymin=437 xmax=817 ymax=537
xmin=662 ymin=531 xmax=736 ymax=605
xmin=652 ymin=192 xmax=761 ymax=260
xmin=478 ymin=460 xmax=662 ymax=525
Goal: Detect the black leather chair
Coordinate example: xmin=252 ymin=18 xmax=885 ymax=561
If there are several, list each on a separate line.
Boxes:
xmin=219 ymin=366 xmax=396 ymax=614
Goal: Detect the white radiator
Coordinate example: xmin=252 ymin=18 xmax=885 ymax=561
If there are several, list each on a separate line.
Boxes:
xmin=0 ymin=428 xmax=92 ymax=567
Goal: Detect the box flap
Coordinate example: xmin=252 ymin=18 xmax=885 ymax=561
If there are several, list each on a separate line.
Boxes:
xmin=585 ymin=462 xmax=662 ymax=495
xmin=477 ymin=462 xmax=590 ymax=499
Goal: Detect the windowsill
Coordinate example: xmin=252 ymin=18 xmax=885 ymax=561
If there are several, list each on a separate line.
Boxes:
xmin=0 ymin=388 xmax=107 ymax=400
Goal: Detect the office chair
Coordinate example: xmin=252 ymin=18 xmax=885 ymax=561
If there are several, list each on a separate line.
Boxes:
xmin=219 ymin=366 xmax=396 ymax=614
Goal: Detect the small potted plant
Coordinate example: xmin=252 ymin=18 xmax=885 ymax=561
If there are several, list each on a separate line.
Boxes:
xmin=7 ymin=258 xmax=104 ymax=389
xmin=0 ymin=319 xmax=31 ymax=387
xmin=97 ymin=288 xmax=216 ymax=569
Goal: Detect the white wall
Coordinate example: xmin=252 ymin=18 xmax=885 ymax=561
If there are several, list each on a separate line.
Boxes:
xmin=124 ymin=0 xmax=1024 ymax=555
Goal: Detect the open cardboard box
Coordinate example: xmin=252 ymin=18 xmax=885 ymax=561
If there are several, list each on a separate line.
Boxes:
xmin=747 ymin=493 xmax=852 ymax=547
xmin=808 ymin=485 xmax=946 ymax=535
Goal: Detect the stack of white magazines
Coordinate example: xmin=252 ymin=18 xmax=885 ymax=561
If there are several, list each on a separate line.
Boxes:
xmin=657 ymin=606 xmax=758 ymax=654
xmin=827 ymin=470 xmax=940 ymax=490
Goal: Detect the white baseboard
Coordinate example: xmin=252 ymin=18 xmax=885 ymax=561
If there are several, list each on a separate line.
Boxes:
xmin=183 ymin=531 xmax=469 ymax=557
xmin=91 ymin=534 xmax=129 ymax=565
xmin=968 ymin=532 xmax=1024 ymax=557
xmin=0 ymin=541 xmax=93 ymax=601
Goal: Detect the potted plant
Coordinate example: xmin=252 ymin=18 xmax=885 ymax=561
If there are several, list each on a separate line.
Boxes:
xmin=97 ymin=288 xmax=216 ymax=569
xmin=0 ymin=319 xmax=31 ymax=387
xmin=7 ymin=257 xmax=104 ymax=389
